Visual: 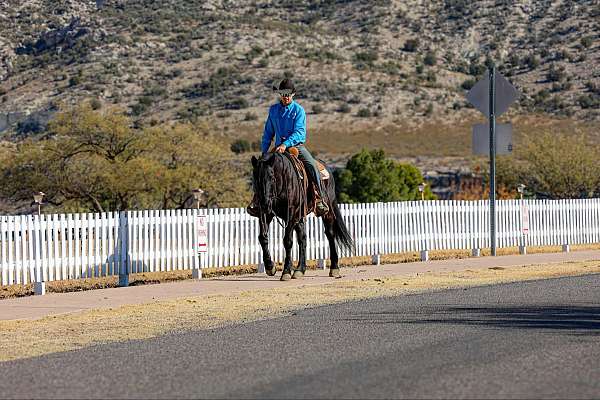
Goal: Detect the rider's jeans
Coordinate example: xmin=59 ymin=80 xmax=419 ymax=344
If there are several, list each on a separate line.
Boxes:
xmin=296 ymin=144 xmax=325 ymax=196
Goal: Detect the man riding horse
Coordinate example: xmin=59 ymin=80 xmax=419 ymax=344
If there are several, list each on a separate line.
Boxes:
xmin=247 ymin=78 xmax=330 ymax=217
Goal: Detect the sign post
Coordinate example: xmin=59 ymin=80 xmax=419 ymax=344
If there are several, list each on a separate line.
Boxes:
xmin=193 ymin=212 xmax=207 ymax=279
xmin=489 ymin=67 xmax=497 ymax=255
xmin=467 ymin=66 xmax=519 ymax=256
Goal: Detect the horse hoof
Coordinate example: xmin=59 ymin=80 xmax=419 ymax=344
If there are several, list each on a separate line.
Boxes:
xmin=292 ymin=270 xmax=304 ymax=279
xmin=265 ymin=268 xmax=277 ymax=276
xmin=280 ymin=273 xmax=292 ymax=281
xmin=329 ymin=268 xmax=341 ymax=278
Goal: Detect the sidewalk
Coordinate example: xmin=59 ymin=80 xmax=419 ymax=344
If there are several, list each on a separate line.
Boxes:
xmin=1 ymin=250 xmax=600 ymax=322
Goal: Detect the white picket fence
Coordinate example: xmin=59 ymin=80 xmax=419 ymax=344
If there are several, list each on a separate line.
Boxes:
xmin=2 ymin=199 xmax=600 ymax=287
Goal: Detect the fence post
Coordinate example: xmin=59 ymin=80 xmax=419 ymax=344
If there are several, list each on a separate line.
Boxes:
xmin=257 ymin=262 xmax=265 ymax=273
xmin=562 ymin=244 xmax=570 ymax=253
xmin=472 ymin=248 xmax=481 ymax=257
xmin=33 ymin=215 xmax=46 ymax=295
xmin=118 ymin=211 xmax=129 ymax=287
xmin=317 ymin=259 xmax=325 ymax=269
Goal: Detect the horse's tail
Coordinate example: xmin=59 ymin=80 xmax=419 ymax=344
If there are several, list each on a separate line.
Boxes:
xmin=331 ymin=201 xmax=355 ymax=255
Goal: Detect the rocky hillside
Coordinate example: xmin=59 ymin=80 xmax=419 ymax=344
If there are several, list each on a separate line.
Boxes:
xmin=0 ymin=0 xmax=599 ymax=156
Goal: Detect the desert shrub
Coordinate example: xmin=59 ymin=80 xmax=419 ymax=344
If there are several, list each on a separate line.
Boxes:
xmin=354 ymin=51 xmax=378 ymax=63
xmin=230 ymin=139 xmax=251 ymax=154
xmin=469 ymin=62 xmax=486 ymax=76
xmin=424 ymin=103 xmax=433 ymax=115
xmin=546 ymin=64 xmax=566 ymax=82
xmin=353 ymin=51 xmax=378 ymax=69
xmin=423 ymin=51 xmax=437 ymax=66
xmin=524 ymin=54 xmax=541 ymax=70
xmin=424 ymin=71 xmax=436 ymax=83
xmin=16 ymin=118 xmax=44 ymax=136
xmin=581 ymin=36 xmax=593 ymax=49
xmin=338 ymin=103 xmax=351 ymax=113
xmin=246 ymin=45 xmax=263 ymax=61
xmin=403 ymin=38 xmax=419 ymax=52
xmin=90 ymin=98 xmax=102 ymax=110
xmin=131 ymin=102 xmax=148 ymax=116
xmin=244 ymin=112 xmax=258 ymax=121
xmin=225 ymin=97 xmax=249 ymax=110
xmin=461 ymin=79 xmax=476 ymax=90
xmin=68 ymin=75 xmax=81 ymax=87
xmin=312 ymin=104 xmax=324 ymax=114
xmin=357 ymin=108 xmax=371 ymax=118
xmin=585 ymin=81 xmax=600 ymax=95
xmin=184 ymin=67 xmax=251 ymax=98
xmin=578 ymin=94 xmax=600 ymax=109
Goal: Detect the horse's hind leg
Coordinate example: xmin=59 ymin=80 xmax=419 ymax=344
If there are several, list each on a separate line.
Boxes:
xmin=292 ymin=220 xmax=307 ymax=279
xmin=323 ymin=214 xmax=340 ymax=278
xmin=280 ymin=224 xmax=294 ymax=281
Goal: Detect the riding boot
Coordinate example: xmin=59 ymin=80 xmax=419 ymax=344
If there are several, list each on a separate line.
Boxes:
xmin=314 ymin=183 xmax=330 ymax=217
xmin=246 ymin=193 xmax=260 ymax=217
xmin=296 ymin=144 xmax=330 ymax=216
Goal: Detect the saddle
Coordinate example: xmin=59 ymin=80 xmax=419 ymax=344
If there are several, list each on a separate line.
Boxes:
xmin=288 ymin=147 xmax=330 ymax=180
xmin=284 ymin=147 xmax=329 ymax=217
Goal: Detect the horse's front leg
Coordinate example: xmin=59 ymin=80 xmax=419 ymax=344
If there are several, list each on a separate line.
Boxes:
xmin=280 ymin=224 xmax=295 ymax=281
xmin=258 ymin=215 xmax=276 ymax=276
xmin=292 ymin=219 xmax=307 ymax=279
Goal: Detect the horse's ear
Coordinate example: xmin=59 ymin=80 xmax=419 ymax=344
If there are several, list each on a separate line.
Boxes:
xmin=251 ymin=155 xmax=258 ymax=168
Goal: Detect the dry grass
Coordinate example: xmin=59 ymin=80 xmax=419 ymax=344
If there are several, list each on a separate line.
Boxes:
xmin=1 ymin=259 xmax=599 ymax=362
xmin=2 ymin=244 xmax=600 ymax=300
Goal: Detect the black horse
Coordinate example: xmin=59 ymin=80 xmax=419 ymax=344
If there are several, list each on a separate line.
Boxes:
xmin=251 ymin=153 xmax=354 ymax=280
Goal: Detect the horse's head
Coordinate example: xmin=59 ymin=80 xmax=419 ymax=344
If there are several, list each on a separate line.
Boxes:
xmin=251 ymin=154 xmax=277 ymax=215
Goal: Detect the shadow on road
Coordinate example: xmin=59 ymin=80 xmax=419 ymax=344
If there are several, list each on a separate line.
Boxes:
xmin=345 ymin=306 xmax=600 ymax=335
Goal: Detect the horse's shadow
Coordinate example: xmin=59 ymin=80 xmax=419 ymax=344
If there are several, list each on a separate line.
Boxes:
xmin=343 ymin=305 xmax=600 ymax=336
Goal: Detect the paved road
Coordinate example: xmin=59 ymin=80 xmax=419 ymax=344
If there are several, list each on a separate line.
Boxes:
xmin=1 ymin=274 xmax=599 ymax=399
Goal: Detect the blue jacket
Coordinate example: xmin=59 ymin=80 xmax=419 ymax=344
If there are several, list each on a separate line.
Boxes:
xmin=261 ymin=101 xmax=306 ymax=153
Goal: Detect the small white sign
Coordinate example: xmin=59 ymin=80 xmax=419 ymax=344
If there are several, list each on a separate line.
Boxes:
xmin=197 ymin=215 xmax=207 ymax=253
xmin=521 ymin=203 xmax=529 ymax=235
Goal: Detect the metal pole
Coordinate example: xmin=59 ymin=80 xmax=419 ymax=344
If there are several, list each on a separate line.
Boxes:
xmin=37 ymin=204 xmax=41 ymax=216
xmin=489 ymin=67 xmax=497 ymax=256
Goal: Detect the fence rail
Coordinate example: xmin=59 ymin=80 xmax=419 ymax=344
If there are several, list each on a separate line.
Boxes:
xmin=2 ymin=199 xmax=600 ymax=286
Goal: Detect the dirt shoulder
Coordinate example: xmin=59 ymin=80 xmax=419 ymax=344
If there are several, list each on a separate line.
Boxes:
xmin=1 ymin=259 xmax=599 ymax=363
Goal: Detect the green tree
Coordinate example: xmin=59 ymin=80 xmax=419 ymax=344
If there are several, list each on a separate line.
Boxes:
xmin=337 ymin=149 xmax=434 ymax=203
xmin=495 ymin=132 xmax=600 ymax=199
xmin=0 ymin=104 xmax=251 ymax=212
